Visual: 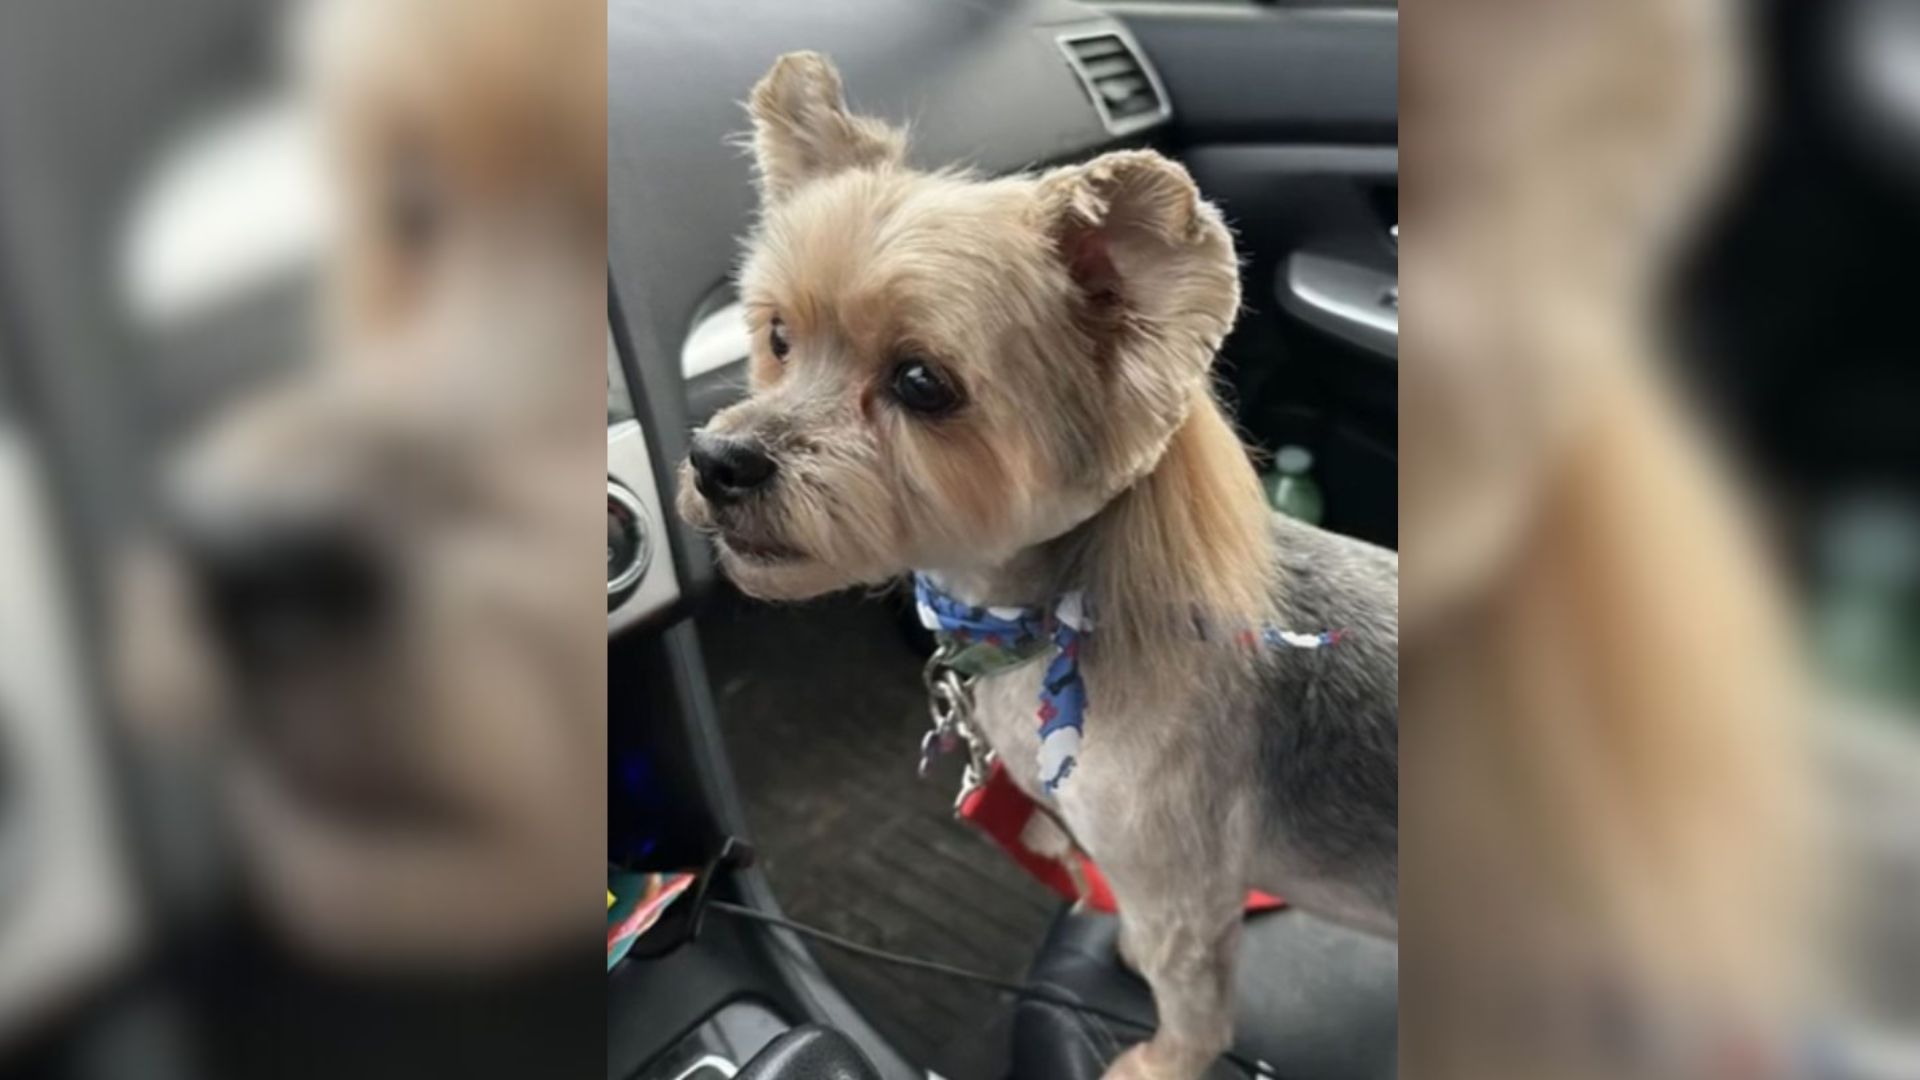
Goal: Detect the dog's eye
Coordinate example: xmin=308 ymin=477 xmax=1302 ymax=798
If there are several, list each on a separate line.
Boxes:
xmin=768 ymin=317 xmax=791 ymax=361
xmin=889 ymin=359 xmax=960 ymax=416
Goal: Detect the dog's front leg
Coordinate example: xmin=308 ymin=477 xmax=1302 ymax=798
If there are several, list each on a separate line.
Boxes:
xmin=1086 ymin=841 xmax=1247 ymax=1080
xmin=1106 ymin=892 xmax=1244 ymax=1079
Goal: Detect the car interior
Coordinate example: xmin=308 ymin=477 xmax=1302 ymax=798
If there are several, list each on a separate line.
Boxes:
xmin=10 ymin=0 xmax=1908 ymax=1077
xmin=608 ymin=2 xmax=1397 ymax=1078
xmin=0 ymin=0 xmax=1402 ymax=1074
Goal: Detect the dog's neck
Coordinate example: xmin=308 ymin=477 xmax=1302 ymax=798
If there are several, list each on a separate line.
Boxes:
xmin=924 ymin=393 xmax=1278 ymax=679
xmin=923 ymin=544 xmax=1069 ymax=612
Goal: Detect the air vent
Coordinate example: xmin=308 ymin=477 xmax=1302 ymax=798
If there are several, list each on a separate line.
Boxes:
xmin=1058 ymin=30 xmax=1170 ymax=137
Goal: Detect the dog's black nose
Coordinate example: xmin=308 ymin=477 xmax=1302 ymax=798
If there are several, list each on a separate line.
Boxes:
xmin=172 ymin=507 xmax=389 ymax=670
xmin=689 ymin=431 xmax=777 ymax=504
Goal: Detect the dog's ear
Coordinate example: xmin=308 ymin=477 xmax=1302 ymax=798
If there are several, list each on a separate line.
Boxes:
xmin=748 ymin=52 xmax=905 ymax=203
xmin=1038 ymin=151 xmax=1241 ymax=428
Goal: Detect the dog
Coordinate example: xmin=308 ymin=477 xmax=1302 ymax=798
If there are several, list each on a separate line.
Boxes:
xmin=678 ymin=52 xmax=1398 ymax=1080
xmin=117 ymin=0 xmax=606 ymax=965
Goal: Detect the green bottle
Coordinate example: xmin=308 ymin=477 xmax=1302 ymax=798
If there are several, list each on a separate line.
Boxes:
xmin=1266 ymin=445 xmax=1324 ymax=525
xmin=1813 ymin=498 xmax=1920 ymax=708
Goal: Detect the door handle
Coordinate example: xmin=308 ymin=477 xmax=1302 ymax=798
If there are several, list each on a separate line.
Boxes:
xmin=1278 ymin=251 xmax=1398 ymax=361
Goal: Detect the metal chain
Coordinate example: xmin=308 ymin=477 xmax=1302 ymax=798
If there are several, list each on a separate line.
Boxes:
xmin=919 ymin=642 xmax=995 ymax=812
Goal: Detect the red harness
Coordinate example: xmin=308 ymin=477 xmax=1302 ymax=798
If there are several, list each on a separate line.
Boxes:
xmin=956 ymin=762 xmax=1285 ymax=914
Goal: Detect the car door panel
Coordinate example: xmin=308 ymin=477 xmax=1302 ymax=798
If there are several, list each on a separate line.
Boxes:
xmin=1117 ymin=3 xmax=1398 ymax=547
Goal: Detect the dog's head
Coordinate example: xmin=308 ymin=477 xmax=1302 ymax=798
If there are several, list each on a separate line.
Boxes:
xmin=678 ymin=53 xmax=1242 ymax=599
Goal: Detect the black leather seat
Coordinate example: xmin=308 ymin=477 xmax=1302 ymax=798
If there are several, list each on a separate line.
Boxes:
xmin=1011 ymin=909 xmax=1397 ymax=1080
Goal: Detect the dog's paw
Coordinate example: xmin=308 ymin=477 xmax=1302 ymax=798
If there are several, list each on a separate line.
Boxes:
xmin=1101 ymin=1044 xmax=1178 ymax=1080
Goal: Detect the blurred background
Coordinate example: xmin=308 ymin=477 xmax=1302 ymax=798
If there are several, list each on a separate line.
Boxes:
xmin=1684 ymin=0 xmax=1920 ymax=712
xmin=1402 ymin=0 xmax=1920 ymax=1075
xmin=1681 ymin=1 xmax=1920 ymax=1060
xmin=0 ymin=0 xmax=603 ymax=1077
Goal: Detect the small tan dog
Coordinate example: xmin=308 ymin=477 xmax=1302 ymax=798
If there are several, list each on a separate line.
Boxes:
xmin=681 ymin=53 xmax=1398 ymax=1080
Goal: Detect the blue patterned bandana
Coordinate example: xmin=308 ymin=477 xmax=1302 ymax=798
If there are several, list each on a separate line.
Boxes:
xmin=913 ymin=573 xmax=1342 ymax=794
xmin=915 ymin=575 xmax=1089 ymax=793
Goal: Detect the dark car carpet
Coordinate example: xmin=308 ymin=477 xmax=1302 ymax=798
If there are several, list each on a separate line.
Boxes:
xmin=698 ymin=586 xmax=1060 ymax=1080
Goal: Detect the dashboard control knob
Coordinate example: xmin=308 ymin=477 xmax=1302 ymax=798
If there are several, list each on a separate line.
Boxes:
xmin=608 ymin=481 xmax=650 ymax=597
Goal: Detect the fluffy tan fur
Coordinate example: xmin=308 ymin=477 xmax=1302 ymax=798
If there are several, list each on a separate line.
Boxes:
xmin=747 ymin=52 xmax=907 ymax=201
xmin=1068 ymin=390 xmax=1278 ymax=689
xmin=682 ymin=56 xmax=1269 ymax=702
